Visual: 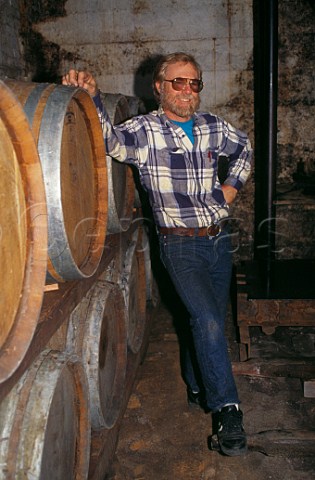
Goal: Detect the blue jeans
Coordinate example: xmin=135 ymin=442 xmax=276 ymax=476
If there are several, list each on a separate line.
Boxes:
xmin=158 ymin=229 xmax=240 ymax=412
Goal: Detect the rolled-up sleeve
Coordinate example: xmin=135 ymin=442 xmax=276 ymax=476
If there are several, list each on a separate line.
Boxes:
xmin=219 ymin=120 xmax=252 ymax=191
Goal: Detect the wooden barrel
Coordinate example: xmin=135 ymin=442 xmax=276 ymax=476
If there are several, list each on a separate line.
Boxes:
xmin=0 ymin=80 xmax=48 ymax=383
xmin=119 ymin=225 xmax=147 ymax=354
xmin=5 ymin=79 xmax=108 ymax=283
xmin=125 ymin=95 xmax=146 ymax=117
xmin=99 ymin=92 xmax=135 ymax=234
xmin=0 ymin=350 xmax=91 ymax=479
xmin=66 ymin=281 xmax=128 ymax=430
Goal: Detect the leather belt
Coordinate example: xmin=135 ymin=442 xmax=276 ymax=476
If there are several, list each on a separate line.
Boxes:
xmin=159 ymin=224 xmax=222 ymax=237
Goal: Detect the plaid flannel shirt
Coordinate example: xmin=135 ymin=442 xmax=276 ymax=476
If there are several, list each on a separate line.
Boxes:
xmin=93 ymin=92 xmax=252 ymax=229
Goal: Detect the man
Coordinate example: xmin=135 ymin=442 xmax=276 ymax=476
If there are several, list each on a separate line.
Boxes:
xmin=63 ymin=52 xmax=252 ymax=456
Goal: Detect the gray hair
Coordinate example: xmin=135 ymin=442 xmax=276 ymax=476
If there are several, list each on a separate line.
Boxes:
xmin=152 ymin=52 xmax=202 ymax=101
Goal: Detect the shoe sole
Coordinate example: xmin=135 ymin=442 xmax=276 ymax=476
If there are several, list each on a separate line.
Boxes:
xmin=209 ymin=435 xmax=248 ymax=456
xmin=219 ymin=442 xmax=248 ymax=457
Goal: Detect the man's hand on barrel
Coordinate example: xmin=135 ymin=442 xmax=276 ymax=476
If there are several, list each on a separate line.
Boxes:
xmin=62 ymin=69 xmax=98 ymax=97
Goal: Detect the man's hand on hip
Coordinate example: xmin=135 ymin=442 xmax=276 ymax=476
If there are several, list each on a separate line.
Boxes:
xmin=221 ymin=185 xmax=238 ymax=204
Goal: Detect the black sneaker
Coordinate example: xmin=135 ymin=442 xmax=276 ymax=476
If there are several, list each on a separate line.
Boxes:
xmin=187 ymin=388 xmax=203 ymax=409
xmin=212 ymin=405 xmax=247 ymax=456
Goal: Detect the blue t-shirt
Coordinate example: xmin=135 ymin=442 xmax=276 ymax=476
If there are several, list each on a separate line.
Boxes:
xmin=171 ymin=118 xmax=194 ymax=144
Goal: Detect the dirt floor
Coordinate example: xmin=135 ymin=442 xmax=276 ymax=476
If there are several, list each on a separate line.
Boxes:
xmin=105 ymin=282 xmax=315 ymax=479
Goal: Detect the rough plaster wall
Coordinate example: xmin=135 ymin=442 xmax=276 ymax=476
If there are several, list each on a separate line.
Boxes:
xmin=277 ymin=0 xmax=315 ymax=184
xmin=275 ymin=0 xmax=315 ymax=259
xmin=276 ymin=202 xmax=315 ymax=259
xmin=0 ymin=0 xmax=25 ymax=78
xmin=35 ymin=0 xmax=253 ymax=122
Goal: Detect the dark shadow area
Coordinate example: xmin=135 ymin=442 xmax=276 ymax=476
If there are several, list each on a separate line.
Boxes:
xmin=133 ymin=54 xmax=162 ymax=112
xmin=19 ymin=0 xmax=67 ymax=82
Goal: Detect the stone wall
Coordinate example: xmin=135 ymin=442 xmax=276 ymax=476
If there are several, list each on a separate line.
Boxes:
xmin=0 ymin=0 xmax=25 ymax=79
xmin=278 ymin=0 xmax=315 ymax=184
xmin=276 ymin=0 xmax=315 ymax=259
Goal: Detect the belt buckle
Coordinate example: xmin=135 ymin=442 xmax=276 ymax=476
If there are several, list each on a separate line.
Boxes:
xmin=207 ymin=224 xmax=221 ymax=237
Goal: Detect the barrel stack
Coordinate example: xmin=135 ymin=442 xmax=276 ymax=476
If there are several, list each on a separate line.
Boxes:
xmin=0 ymin=80 xmax=157 ymax=480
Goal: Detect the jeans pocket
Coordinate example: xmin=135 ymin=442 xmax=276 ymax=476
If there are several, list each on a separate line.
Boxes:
xmin=159 ymin=234 xmax=189 ymax=248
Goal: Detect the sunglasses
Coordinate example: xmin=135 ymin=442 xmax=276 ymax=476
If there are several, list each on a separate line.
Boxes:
xmin=164 ymin=77 xmax=204 ymax=93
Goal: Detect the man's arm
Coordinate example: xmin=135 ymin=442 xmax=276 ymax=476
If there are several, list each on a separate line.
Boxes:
xmin=219 ymin=120 xmax=252 ymax=204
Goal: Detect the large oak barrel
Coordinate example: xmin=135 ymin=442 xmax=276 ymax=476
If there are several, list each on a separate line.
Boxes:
xmin=0 ymin=80 xmax=47 ymax=383
xmin=66 ymin=281 xmax=128 ymax=430
xmin=0 ymin=350 xmax=91 ymax=479
xmin=5 ymin=79 xmax=108 ymax=283
xmin=99 ymin=92 xmax=135 ymax=234
xmin=119 ymin=225 xmax=147 ymax=354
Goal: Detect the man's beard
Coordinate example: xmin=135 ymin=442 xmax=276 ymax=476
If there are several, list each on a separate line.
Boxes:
xmin=160 ymin=88 xmax=200 ymax=118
